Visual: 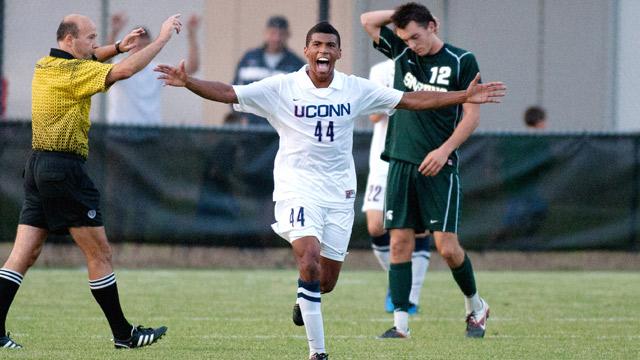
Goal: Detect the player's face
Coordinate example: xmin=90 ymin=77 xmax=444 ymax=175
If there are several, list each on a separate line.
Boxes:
xmin=396 ymin=20 xmax=437 ymax=56
xmin=71 ymin=19 xmax=99 ymax=59
xmin=304 ymin=32 xmax=341 ymax=84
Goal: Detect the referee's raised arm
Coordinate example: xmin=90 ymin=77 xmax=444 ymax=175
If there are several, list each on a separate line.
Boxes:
xmin=105 ymin=14 xmax=182 ymax=86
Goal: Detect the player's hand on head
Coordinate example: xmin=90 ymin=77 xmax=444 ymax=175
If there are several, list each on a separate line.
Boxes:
xmin=119 ymin=27 xmax=145 ymax=53
xmin=155 ymin=59 xmax=188 ymax=87
xmin=159 ymin=14 xmax=183 ymax=42
xmin=465 ymin=73 xmax=506 ymax=104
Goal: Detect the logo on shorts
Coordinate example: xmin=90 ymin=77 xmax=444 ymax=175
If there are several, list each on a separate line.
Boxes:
xmin=87 ymin=210 xmax=97 ymax=219
xmin=385 ymin=210 xmax=393 ymax=221
xmin=345 ymin=189 xmax=355 ymax=199
xmin=430 ymin=219 xmax=439 ymax=224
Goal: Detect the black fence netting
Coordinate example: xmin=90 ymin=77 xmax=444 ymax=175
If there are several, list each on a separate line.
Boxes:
xmin=1 ymin=121 xmax=638 ymax=250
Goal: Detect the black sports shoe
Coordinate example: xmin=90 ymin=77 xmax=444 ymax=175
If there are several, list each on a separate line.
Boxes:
xmin=309 ymin=353 xmax=328 ymax=360
xmin=114 ymin=325 xmax=167 ymax=349
xmin=377 ymin=326 xmax=409 ymax=339
xmin=0 ymin=333 xmax=22 ymax=349
xmin=292 ymin=303 xmax=304 ymax=326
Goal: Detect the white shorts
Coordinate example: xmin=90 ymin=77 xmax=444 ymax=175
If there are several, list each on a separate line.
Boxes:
xmin=361 ymin=172 xmax=387 ymax=212
xmin=272 ymin=198 xmax=354 ymax=262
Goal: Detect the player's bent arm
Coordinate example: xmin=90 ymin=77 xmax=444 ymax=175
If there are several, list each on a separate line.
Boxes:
xmin=360 ymin=10 xmax=394 ymax=44
xmin=396 ymin=90 xmax=468 ymax=111
xmin=185 ymin=77 xmax=238 ymax=104
xmin=439 ymin=103 xmax=480 ymax=154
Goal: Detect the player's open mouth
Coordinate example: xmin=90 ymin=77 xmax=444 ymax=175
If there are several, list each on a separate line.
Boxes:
xmin=316 ymin=57 xmax=330 ymax=72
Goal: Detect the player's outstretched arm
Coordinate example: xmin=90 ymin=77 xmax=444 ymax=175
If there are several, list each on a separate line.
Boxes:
xmin=155 ymin=60 xmax=238 ymax=104
xmin=360 ymin=10 xmax=394 ymax=44
xmin=105 ymin=14 xmax=182 ymax=86
xmin=94 ymin=27 xmax=145 ymax=62
xmin=396 ymin=73 xmax=506 ymax=110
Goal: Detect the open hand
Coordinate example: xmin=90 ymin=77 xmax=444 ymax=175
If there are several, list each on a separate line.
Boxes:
xmin=155 ymin=60 xmax=188 ymax=87
xmin=465 ymin=73 xmax=506 ymax=104
xmin=158 ymin=14 xmax=183 ymax=42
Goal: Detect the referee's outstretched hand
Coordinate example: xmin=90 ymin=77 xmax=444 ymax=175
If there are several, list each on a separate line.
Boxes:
xmin=465 ymin=73 xmax=506 ymax=104
xmin=155 ymin=60 xmax=187 ymax=87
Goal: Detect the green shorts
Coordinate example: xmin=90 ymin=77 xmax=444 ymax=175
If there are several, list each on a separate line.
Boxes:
xmin=384 ymin=159 xmax=462 ymax=233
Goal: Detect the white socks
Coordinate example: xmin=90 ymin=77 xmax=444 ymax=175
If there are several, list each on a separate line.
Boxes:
xmin=465 ymin=292 xmax=483 ymax=315
xmin=410 ymin=251 xmax=430 ymax=305
xmin=298 ymin=280 xmax=325 ymax=356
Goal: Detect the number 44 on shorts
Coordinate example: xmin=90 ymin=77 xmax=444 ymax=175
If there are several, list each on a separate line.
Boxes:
xmin=289 ymin=207 xmax=305 ymax=227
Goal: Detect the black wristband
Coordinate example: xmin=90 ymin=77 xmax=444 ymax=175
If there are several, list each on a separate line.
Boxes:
xmin=115 ymin=41 xmax=123 ymax=54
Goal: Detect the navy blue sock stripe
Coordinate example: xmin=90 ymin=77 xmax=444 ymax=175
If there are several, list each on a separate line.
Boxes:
xmin=298 ymin=279 xmax=320 ymax=293
xmin=297 ymin=292 xmax=321 ymax=303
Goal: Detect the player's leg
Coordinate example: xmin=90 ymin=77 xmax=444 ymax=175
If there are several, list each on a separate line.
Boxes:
xmin=433 ymin=232 xmax=489 ymax=337
xmin=291 ymin=236 xmax=326 ymax=358
xmin=0 ymin=225 xmax=48 ymax=349
xmin=273 ymin=199 xmax=329 ymax=358
xmin=409 ymin=232 xmax=431 ymax=313
xmin=366 ymin=210 xmax=389 ymax=271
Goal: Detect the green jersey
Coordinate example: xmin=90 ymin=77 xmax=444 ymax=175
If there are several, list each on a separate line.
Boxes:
xmin=374 ymin=26 xmax=480 ymax=168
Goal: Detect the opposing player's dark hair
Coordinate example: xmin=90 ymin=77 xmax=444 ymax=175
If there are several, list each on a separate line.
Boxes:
xmin=56 ymin=21 xmax=79 ymax=41
xmin=524 ymin=106 xmax=547 ymax=127
xmin=391 ymin=2 xmax=436 ymax=29
xmin=306 ymin=22 xmax=341 ymax=47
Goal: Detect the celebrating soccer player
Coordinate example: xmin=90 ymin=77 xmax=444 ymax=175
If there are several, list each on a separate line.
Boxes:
xmin=155 ymin=21 xmax=504 ymax=359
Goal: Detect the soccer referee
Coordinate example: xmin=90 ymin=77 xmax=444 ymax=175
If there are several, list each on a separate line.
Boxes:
xmin=0 ymin=13 xmax=182 ymax=350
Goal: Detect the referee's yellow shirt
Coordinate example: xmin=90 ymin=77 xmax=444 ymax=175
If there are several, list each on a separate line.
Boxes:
xmin=31 ymin=49 xmax=114 ymax=158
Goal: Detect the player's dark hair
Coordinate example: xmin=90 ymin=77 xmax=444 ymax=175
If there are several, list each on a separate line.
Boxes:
xmin=391 ymin=2 xmax=436 ymax=29
xmin=56 ymin=21 xmax=79 ymax=41
xmin=306 ymin=22 xmax=341 ymax=47
xmin=524 ymin=106 xmax=547 ymax=127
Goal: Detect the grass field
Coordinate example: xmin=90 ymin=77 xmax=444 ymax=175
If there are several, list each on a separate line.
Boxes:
xmin=1 ymin=269 xmax=639 ymax=359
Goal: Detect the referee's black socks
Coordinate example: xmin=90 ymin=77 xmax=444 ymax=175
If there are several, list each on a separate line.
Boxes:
xmin=89 ymin=273 xmax=133 ymax=340
xmin=0 ymin=268 xmax=23 ymax=337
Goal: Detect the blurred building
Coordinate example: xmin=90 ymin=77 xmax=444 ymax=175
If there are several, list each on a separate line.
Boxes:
xmin=3 ymin=0 xmax=640 ymax=131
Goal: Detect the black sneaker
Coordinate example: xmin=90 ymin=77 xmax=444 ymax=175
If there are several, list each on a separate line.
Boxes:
xmin=377 ymin=326 xmax=409 ymax=339
xmin=114 ymin=325 xmax=167 ymax=349
xmin=0 ymin=333 xmax=22 ymax=349
xmin=309 ymin=353 xmax=328 ymax=360
xmin=292 ymin=303 xmax=304 ymax=326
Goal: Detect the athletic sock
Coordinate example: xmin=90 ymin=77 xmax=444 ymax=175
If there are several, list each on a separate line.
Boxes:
xmin=465 ymin=292 xmax=484 ymax=315
xmin=451 ymin=253 xmax=478 ymax=299
xmin=371 ymin=233 xmax=390 ymax=271
xmin=89 ymin=273 xmax=133 ymax=340
xmin=409 ymin=237 xmax=430 ymax=305
xmin=0 ymin=268 xmax=23 ymax=337
xmin=393 ymin=310 xmax=409 ymax=334
xmin=389 ymin=262 xmax=412 ymax=312
xmin=297 ymin=279 xmax=325 ymax=356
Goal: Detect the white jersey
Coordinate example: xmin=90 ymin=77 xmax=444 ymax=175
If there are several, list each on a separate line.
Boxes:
xmin=233 ymin=65 xmax=403 ymax=208
xmin=107 ymin=62 xmax=163 ymax=125
xmin=368 ymin=59 xmax=395 ymax=177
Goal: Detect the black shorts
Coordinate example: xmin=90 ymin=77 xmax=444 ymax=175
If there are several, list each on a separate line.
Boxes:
xmin=19 ymin=151 xmax=103 ymax=234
